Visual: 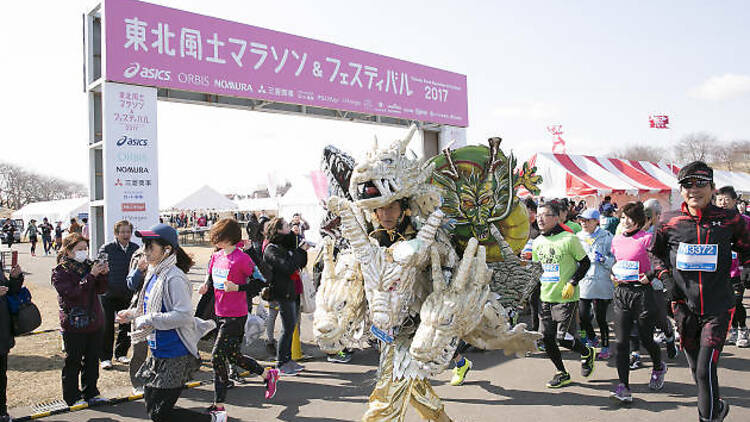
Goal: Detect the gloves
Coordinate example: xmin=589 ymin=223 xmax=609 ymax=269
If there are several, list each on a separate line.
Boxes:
xmin=134 ymin=315 xmax=152 ymax=330
xmin=661 ymin=273 xmax=677 ymax=302
xmin=561 ymin=282 xmax=576 ymax=300
xmin=742 ymin=266 xmax=750 ymax=289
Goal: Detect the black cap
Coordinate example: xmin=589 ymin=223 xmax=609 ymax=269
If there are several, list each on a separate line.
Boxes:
xmin=677 ymin=161 xmax=713 ymax=183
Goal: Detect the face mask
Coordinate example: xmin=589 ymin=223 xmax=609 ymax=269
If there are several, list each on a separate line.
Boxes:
xmin=73 ymin=250 xmax=88 ymax=263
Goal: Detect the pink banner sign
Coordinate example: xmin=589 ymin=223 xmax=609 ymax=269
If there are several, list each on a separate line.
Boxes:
xmin=105 ymin=0 xmax=468 ymax=126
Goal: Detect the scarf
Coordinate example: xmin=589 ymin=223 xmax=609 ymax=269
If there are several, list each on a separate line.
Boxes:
xmin=59 ymin=257 xmax=92 ymax=278
xmin=130 ymin=254 xmax=177 ymax=344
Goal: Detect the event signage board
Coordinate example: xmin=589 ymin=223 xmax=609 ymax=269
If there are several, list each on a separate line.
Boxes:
xmin=104 ymin=0 xmax=468 ymax=126
xmin=103 ymin=81 xmax=159 ymax=243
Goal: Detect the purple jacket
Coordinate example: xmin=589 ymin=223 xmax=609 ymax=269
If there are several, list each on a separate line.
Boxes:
xmin=51 ymin=263 xmax=107 ymax=333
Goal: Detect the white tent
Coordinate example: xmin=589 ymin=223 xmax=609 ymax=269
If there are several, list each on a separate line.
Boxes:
xmin=233 ymin=197 xmax=279 ymax=212
xmin=279 ymin=174 xmax=325 ymax=243
xmin=166 ymin=185 xmax=238 ymax=211
xmin=13 ymin=197 xmax=89 ymax=225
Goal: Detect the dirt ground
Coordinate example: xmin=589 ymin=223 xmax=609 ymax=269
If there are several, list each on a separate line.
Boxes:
xmin=4 ymin=244 xmax=223 ymax=408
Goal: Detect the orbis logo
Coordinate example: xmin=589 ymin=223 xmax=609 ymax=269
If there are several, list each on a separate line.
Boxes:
xmin=117 ymin=135 xmax=148 ymax=147
xmin=123 ymin=62 xmax=171 ymax=81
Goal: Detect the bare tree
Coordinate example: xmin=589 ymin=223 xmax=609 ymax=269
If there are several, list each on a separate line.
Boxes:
xmin=612 ymin=145 xmax=668 ymax=162
xmin=0 ymin=162 xmax=87 ymax=210
xmin=674 ymin=132 xmax=717 ymax=163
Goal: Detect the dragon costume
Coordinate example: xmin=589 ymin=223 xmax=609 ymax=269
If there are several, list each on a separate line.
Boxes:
xmin=313 ymin=125 xmax=543 ymax=421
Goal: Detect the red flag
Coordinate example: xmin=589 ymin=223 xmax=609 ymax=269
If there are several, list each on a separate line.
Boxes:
xmin=649 ymin=115 xmax=669 ymax=129
xmin=547 ymin=125 xmax=566 ymax=153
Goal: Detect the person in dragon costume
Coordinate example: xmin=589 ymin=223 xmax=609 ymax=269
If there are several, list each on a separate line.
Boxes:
xmin=314 ymin=125 xmax=543 ymax=422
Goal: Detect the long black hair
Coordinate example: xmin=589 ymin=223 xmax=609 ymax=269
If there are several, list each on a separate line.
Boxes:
xmin=143 ymin=238 xmax=194 ymax=273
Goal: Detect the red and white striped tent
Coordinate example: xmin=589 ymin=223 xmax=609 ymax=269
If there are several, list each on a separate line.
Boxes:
xmin=528 ymin=153 xmax=678 ymax=208
xmin=525 ymin=153 xmax=750 ymax=208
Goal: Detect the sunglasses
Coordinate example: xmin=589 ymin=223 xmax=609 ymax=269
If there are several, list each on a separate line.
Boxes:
xmin=680 ymin=179 xmax=711 ymax=189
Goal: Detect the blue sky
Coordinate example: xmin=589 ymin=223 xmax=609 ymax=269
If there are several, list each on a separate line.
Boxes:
xmin=3 ymin=0 xmax=749 ymax=205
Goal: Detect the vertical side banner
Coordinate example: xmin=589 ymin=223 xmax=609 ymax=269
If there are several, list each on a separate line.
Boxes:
xmin=103 ymin=82 xmax=159 ymax=244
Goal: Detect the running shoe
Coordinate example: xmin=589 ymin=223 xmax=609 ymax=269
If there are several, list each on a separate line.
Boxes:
xmin=327 ymin=350 xmax=353 ymax=363
xmin=726 ymin=328 xmax=737 ymax=345
xmin=264 ymin=368 xmax=280 ymax=399
xmin=289 ymin=360 xmax=305 ymax=373
xmin=209 ymin=407 xmax=227 ymax=422
xmin=536 ymin=339 xmax=546 ymax=352
xmin=629 ymin=353 xmax=642 ymax=370
xmin=737 ymin=328 xmax=750 ymax=348
xmin=581 ymin=346 xmax=595 ymax=378
xmin=100 ymin=360 xmax=113 ymax=370
xmin=546 ymin=371 xmax=571 ymax=388
xmin=715 ymin=398 xmax=730 ymax=421
xmin=116 ymin=356 xmax=130 ymax=364
xmin=450 ymin=358 xmax=473 ymax=386
xmin=586 ymin=336 xmax=600 ymax=348
xmin=86 ymin=396 xmax=110 ymax=406
xmin=649 ymin=362 xmax=668 ymax=391
xmin=653 ymin=329 xmax=666 ymax=344
xmin=610 ymin=383 xmax=633 ymax=403
xmin=598 ymin=346 xmax=610 ymax=360
xmin=278 ymin=361 xmax=299 ymax=376
xmin=666 ymin=339 xmax=679 ymax=359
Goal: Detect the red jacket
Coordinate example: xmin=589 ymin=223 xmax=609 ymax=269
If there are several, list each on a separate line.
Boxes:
xmin=51 ymin=262 xmax=108 ymax=333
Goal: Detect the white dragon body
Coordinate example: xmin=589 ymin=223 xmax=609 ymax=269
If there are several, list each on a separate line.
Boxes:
xmin=313 ymin=125 xmax=542 ymax=421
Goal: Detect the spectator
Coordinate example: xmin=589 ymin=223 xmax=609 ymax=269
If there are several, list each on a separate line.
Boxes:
xmin=52 ymin=233 xmax=109 ymax=406
xmin=54 ymin=221 xmax=65 ymax=252
xmin=39 ymin=217 xmax=54 ymax=256
xmin=81 ymin=218 xmax=90 ymax=240
xmin=264 ymin=217 xmax=308 ymax=375
xmin=24 ymin=219 xmax=39 ymax=257
xmin=98 ymin=220 xmax=140 ymax=370
xmin=69 ymin=218 xmax=81 ymax=235
xmin=1 ymin=260 xmax=24 ymax=422
xmin=1 ymin=220 xmax=15 ymax=250
xmin=291 ymin=213 xmax=310 ymax=238
xmin=600 ymin=204 xmax=619 ymax=236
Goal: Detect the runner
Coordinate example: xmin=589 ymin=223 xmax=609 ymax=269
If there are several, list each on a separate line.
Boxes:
xmin=532 ymin=200 xmax=595 ymax=388
xmin=609 ymin=201 xmax=667 ymax=403
xmin=199 ymin=218 xmax=278 ymax=415
xmin=576 ymin=208 xmax=615 ymax=359
xmin=715 ymin=186 xmax=750 ymax=348
xmin=649 ymin=161 xmax=750 ymax=422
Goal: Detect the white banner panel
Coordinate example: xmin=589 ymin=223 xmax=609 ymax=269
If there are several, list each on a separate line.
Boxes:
xmin=103 ymin=82 xmax=159 ymax=243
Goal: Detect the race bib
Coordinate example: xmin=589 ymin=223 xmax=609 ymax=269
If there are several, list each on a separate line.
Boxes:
xmin=732 ymin=251 xmax=738 ymax=261
xmin=212 ymin=267 xmax=229 ymax=290
xmin=612 ymin=260 xmax=640 ymax=282
xmin=676 ymin=243 xmax=718 ymax=272
xmin=540 ymin=263 xmax=561 ymax=283
xmin=147 ymin=332 xmax=157 ymax=349
xmin=370 ymin=325 xmax=393 ymax=344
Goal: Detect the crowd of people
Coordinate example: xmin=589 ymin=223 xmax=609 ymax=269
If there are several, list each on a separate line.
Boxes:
xmin=0 ymin=160 xmax=749 ymax=422
xmin=525 ymin=161 xmax=750 ymax=421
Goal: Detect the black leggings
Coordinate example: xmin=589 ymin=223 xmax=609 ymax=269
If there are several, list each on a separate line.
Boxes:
xmin=212 ymin=316 xmax=264 ymax=403
xmin=29 ymin=237 xmax=37 ymax=255
xmin=674 ymin=303 xmax=733 ymax=421
xmin=529 ymin=283 xmax=541 ymax=332
xmin=1 ymin=353 xmax=7 ymax=415
xmin=613 ymin=285 xmax=662 ymax=388
xmin=144 ymin=386 xmax=210 ymax=422
xmin=578 ymin=298 xmax=610 ymax=347
xmin=731 ymin=280 xmax=746 ymax=329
